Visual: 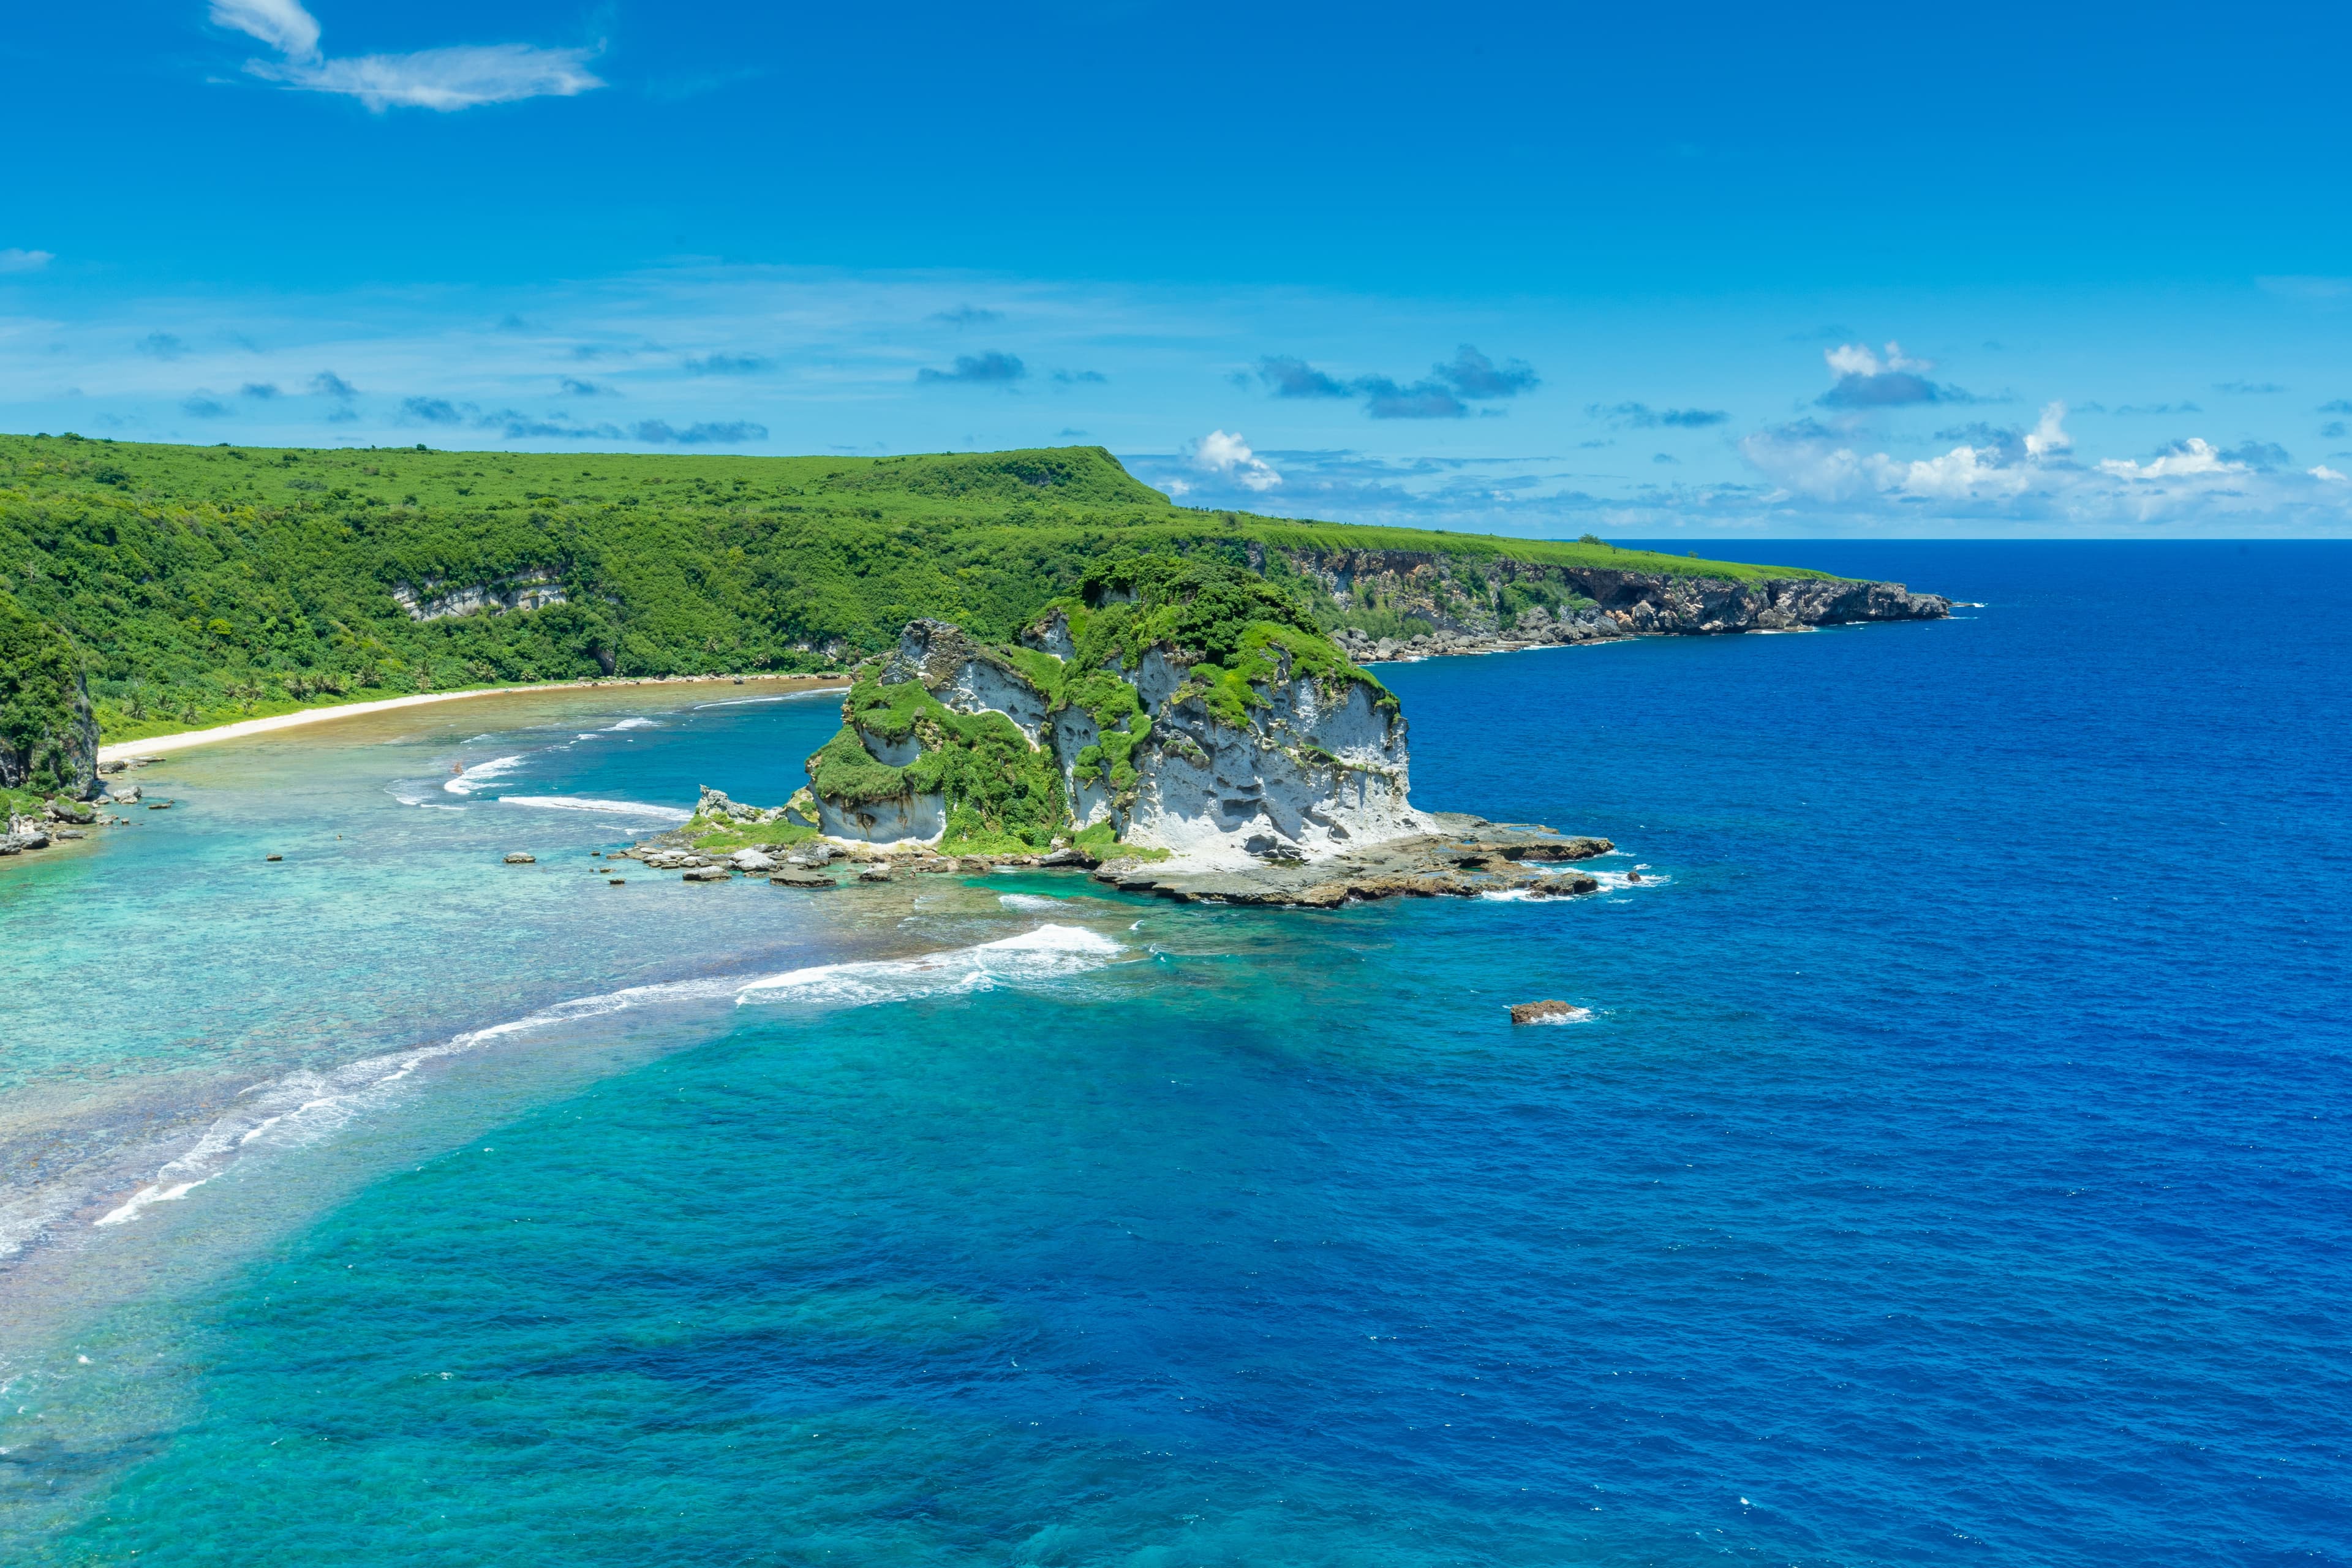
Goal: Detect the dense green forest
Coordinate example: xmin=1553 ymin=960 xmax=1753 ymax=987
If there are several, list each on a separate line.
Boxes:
xmin=0 ymin=432 xmax=1830 ymax=792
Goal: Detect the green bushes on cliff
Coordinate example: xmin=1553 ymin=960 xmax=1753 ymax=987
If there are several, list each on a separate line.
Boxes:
xmin=0 ymin=589 xmax=96 ymax=801
xmin=0 ymin=432 xmax=1834 ymax=759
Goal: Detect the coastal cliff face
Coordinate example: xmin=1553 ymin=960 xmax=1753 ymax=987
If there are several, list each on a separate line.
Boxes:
xmin=0 ymin=590 xmax=100 ymax=802
xmin=1270 ymin=546 xmax=1949 ymax=657
xmin=801 ymin=558 xmax=1424 ymax=859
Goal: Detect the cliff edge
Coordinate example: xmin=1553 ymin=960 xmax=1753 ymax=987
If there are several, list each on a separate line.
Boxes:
xmin=795 ymin=555 xmax=1425 ymax=863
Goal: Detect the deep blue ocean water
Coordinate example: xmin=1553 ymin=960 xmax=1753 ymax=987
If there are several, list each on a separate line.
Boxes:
xmin=2 ymin=543 xmax=2345 ymax=1565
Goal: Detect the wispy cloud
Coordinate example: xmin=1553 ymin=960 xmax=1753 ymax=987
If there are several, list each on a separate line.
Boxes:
xmin=917 ymin=352 xmax=1025 ymax=385
xmin=632 ymin=419 xmax=767 ymax=445
xmin=2112 ymin=402 xmax=2202 ymax=415
xmin=1434 ymin=344 xmax=1538 ymax=399
xmin=681 ymin=353 xmax=769 ymax=375
xmin=560 ymin=377 xmax=613 ymax=396
xmin=2215 ymin=380 xmax=2285 ymax=395
xmin=1254 ymin=344 xmax=1537 ymax=419
xmin=1816 ymin=341 xmax=1972 ymax=408
xmin=241 ymin=382 xmax=279 ymax=399
xmin=183 ymin=392 xmax=232 ymax=418
xmin=401 ymin=396 xmax=463 ymax=424
xmin=1257 ymin=356 xmax=1351 ymax=399
xmin=1355 ymin=376 xmax=1466 ymax=420
xmin=1591 ymin=401 xmax=1730 ymax=428
xmin=211 ymin=1 xmax=603 ymax=113
xmin=137 ymin=333 xmax=187 ymax=360
xmin=1053 ymin=369 xmax=1107 ymax=384
xmin=0 ymin=248 xmax=54 ymax=274
xmin=932 ymin=305 xmax=1003 ymax=326
xmin=310 ymin=370 xmax=357 ymax=399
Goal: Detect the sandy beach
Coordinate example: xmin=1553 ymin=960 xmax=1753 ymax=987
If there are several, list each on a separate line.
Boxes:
xmin=96 ymin=673 xmax=850 ymax=764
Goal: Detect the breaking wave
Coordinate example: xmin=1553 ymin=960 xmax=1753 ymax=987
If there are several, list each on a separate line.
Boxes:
xmin=499 ymin=796 xmax=691 ymax=822
xmin=71 ymin=925 xmax=1123 ymax=1248
xmin=445 ymin=755 xmax=527 ymax=795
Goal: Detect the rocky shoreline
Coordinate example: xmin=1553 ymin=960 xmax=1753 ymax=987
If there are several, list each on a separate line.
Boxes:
xmin=610 ymin=795 xmax=1615 ymax=909
xmin=1314 ymin=566 xmax=1950 ymax=662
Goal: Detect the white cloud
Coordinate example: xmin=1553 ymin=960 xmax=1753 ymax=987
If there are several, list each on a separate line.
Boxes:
xmin=1824 ymin=340 xmax=1932 ymax=379
xmin=1188 ymin=429 xmax=1282 ymax=491
xmin=210 ymin=1 xmax=603 ymax=112
xmin=210 ymin=0 xmax=318 ymax=56
xmin=2024 ymin=401 xmax=2071 ymax=458
xmin=0 ymin=248 xmax=54 ymax=274
xmin=2312 ymin=466 xmax=2349 ymax=483
xmin=1889 ymin=443 xmax=2032 ymax=500
xmin=2097 ymin=438 xmax=2242 ymax=480
xmin=257 ymin=44 xmax=605 ymax=112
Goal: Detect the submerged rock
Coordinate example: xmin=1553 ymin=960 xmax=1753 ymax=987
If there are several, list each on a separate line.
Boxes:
xmin=682 ymin=865 xmax=729 ymax=882
xmin=1509 ymin=1000 xmax=1578 ymax=1025
xmin=769 ymin=869 xmax=834 ymax=888
xmin=503 ymin=852 xmax=535 ymax=864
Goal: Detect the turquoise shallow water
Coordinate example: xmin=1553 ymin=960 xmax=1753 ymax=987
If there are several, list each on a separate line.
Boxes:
xmin=2 ymin=545 xmax=2347 ymax=1565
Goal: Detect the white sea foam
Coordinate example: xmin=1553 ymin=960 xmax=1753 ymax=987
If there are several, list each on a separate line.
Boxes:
xmin=998 ymin=894 xmax=1067 ymax=911
xmin=86 ymin=973 xmax=744 ymax=1235
xmin=75 ymin=924 xmax=1124 ymax=1246
xmin=605 ymin=717 xmax=656 ymax=731
xmin=445 ymin=754 xmax=527 ymax=795
xmin=737 ymin=924 xmax=1122 ymax=1011
xmin=499 ymin=796 xmax=691 ymax=822
xmin=1520 ymin=1006 xmax=1594 ymax=1025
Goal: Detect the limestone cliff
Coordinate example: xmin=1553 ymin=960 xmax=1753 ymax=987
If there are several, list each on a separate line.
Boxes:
xmin=1265 ymin=545 xmax=1948 ymax=657
xmin=800 ymin=557 xmax=1425 ymax=861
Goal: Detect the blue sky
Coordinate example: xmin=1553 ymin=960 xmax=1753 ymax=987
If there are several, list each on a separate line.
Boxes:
xmin=5 ymin=1 xmax=2351 ymax=536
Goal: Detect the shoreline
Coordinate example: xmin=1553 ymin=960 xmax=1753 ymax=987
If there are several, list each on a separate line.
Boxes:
xmin=95 ymin=672 xmax=850 ymax=765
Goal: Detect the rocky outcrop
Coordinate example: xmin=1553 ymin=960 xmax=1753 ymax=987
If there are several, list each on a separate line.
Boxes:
xmin=390 ymin=571 xmax=567 ymax=621
xmin=0 ymin=590 xmax=101 ymax=802
xmin=1278 ymin=546 xmax=1947 ymax=660
xmin=805 ymin=589 xmax=1426 ymax=862
xmin=1089 ymin=813 xmax=1610 ymax=905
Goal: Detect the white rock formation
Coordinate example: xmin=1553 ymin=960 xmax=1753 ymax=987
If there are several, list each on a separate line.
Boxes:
xmin=808 ymin=616 xmax=1430 ymax=862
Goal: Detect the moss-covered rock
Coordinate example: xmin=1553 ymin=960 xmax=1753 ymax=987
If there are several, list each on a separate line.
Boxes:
xmin=801 ymin=554 xmax=1420 ymax=860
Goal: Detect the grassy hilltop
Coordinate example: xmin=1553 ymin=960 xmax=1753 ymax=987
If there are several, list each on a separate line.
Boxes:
xmin=0 ymin=432 xmax=1833 ymax=779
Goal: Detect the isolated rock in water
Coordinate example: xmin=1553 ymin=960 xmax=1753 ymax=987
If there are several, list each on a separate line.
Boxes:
xmin=802 ymin=557 xmax=1425 ymax=859
xmin=855 ymin=863 xmax=894 ymax=882
xmin=44 ymin=798 xmax=96 ymax=825
xmin=503 ymin=851 xmax=536 ymax=864
xmin=696 ymin=785 xmax=764 ymax=823
xmin=769 ymin=870 xmax=834 ymax=888
xmin=1509 ymin=999 xmax=1578 ymax=1025
xmin=1503 ymin=837 xmax=1613 ymax=862
xmin=682 ymin=865 xmax=730 ymax=881
xmin=785 ymin=842 xmax=837 ymax=868
xmin=727 ymin=848 xmax=779 ymax=872
xmin=1523 ymin=874 xmax=1599 ymax=897
xmin=110 ymin=784 xmax=141 ymax=804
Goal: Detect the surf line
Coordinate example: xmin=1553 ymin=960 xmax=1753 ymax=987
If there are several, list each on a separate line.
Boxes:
xmin=79 ymin=925 xmax=1124 ymax=1239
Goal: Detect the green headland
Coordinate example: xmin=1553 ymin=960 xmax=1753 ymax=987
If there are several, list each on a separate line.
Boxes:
xmin=0 ymin=432 xmax=1843 ymax=809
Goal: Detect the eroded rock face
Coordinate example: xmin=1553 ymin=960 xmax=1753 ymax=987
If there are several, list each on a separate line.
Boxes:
xmin=1285 ymin=548 xmax=1948 ymax=650
xmin=816 ymin=790 xmax=946 ymax=844
xmin=813 ymin=616 xmax=1427 ymax=861
xmin=1126 ymin=665 xmax=1422 ymax=861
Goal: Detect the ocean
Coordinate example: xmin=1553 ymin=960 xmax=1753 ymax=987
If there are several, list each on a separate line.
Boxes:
xmin=1 ymin=542 xmax=2345 ymax=1565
